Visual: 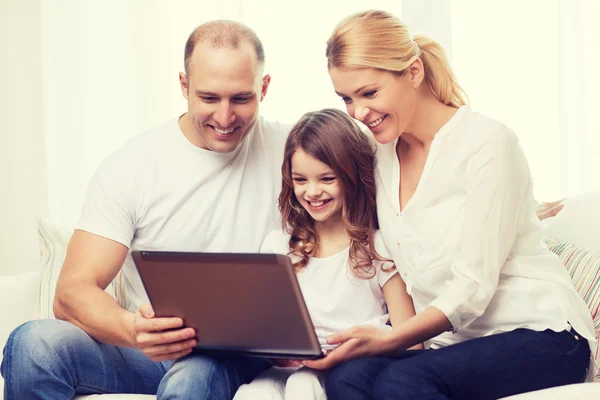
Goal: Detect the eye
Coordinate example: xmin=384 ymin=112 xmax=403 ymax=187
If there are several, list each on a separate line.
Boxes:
xmin=201 ymin=96 xmax=218 ymax=103
xmin=292 ymin=177 xmax=306 ymax=184
xmin=341 ymin=96 xmax=352 ymax=104
xmin=232 ymin=97 xmax=251 ymax=104
xmin=364 ymin=90 xmax=377 ymax=98
xmin=322 ymin=177 xmax=336 ymax=183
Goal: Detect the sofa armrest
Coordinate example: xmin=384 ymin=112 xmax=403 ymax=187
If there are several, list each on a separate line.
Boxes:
xmin=0 ymin=271 xmax=41 ymax=350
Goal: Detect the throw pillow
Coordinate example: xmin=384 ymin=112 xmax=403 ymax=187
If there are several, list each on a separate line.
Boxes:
xmin=544 ymin=236 xmax=600 ymax=380
xmin=37 ymin=217 xmax=126 ymax=318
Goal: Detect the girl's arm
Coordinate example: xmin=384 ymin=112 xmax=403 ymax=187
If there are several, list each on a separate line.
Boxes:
xmin=382 ymin=274 xmax=423 ymax=350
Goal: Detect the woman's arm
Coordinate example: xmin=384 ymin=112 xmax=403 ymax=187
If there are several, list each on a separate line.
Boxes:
xmin=305 ymin=126 xmax=531 ymax=369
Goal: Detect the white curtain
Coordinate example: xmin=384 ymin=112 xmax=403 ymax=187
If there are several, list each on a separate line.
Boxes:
xmin=2 ymin=0 xmax=598 ymax=275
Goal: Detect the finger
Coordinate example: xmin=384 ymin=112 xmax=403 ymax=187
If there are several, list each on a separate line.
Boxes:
xmin=136 ymin=316 xmax=185 ymax=334
xmin=137 ymin=327 xmax=196 ymax=346
xmin=143 ymin=338 xmax=197 ymax=357
xmin=550 ymin=203 xmax=564 ymax=216
xmin=326 ymin=330 xmax=353 ymax=345
xmin=303 ymin=353 xmax=341 ymax=370
xmin=138 ymin=303 xmax=155 ymax=319
xmin=149 ymin=347 xmax=194 ymax=362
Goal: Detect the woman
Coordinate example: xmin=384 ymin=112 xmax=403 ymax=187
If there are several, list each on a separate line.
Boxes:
xmin=303 ymin=10 xmax=597 ymax=400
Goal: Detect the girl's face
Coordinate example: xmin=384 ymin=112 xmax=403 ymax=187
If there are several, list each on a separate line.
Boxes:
xmin=291 ymin=149 xmax=343 ymax=223
xmin=328 ymin=66 xmax=418 ymax=145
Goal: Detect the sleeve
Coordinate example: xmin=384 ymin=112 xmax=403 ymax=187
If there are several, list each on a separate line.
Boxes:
xmin=75 ymin=153 xmax=141 ymax=247
xmin=259 ymin=229 xmax=288 ymax=254
xmin=428 ymin=126 xmax=532 ymax=332
xmin=373 ymin=232 xmax=399 ymax=288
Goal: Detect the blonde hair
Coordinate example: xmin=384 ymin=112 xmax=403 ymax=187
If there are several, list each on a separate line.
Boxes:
xmin=326 ymin=10 xmax=467 ymax=108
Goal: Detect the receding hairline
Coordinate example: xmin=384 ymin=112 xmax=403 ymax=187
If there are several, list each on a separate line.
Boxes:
xmin=184 ymin=20 xmax=265 ymax=76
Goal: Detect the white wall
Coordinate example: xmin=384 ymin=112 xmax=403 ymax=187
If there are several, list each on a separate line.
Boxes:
xmin=0 ymin=0 xmax=46 ymax=275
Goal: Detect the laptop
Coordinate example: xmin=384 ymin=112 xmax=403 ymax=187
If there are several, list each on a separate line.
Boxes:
xmin=131 ymin=250 xmax=324 ymax=359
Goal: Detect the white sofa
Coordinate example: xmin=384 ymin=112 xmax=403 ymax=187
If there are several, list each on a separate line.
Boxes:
xmin=2 ymin=192 xmax=600 ymax=399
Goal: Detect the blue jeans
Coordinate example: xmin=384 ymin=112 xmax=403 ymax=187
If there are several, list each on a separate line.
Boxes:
xmin=1 ymin=319 xmax=269 ymax=399
xmin=325 ymin=327 xmax=590 ymax=400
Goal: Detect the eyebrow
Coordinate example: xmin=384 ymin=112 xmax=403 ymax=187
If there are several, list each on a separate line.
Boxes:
xmin=335 ymin=83 xmax=376 ymax=97
xmin=291 ymin=171 xmax=335 ymax=177
xmin=194 ymin=91 xmax=255 ymax=97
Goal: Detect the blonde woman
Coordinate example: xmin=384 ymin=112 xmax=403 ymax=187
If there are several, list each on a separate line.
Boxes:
xmin=302 ymin=10 xmax=597 ymax=400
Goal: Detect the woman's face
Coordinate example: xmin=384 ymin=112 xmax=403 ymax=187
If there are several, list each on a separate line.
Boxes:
xmin=329 ymin=66 xmax=418 ymax=144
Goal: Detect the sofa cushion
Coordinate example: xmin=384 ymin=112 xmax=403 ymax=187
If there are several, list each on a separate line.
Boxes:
xmin=544 ymin=237 xmax=600 ymax=380
xmin=37 ymin=217 xmax=126 ymax=318
xmin=543 ymin=192 xmax=600 ymax=252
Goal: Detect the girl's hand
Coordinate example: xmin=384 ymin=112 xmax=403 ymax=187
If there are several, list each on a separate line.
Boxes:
xmin=302 ymin=326 xmax=397 ymax=370
xmin=269 ymin=358 xmax=303 ymax=368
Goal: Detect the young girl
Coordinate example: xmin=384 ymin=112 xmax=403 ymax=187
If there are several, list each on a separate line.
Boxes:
xmin=233 ymin=108 xmax=419 ymax=400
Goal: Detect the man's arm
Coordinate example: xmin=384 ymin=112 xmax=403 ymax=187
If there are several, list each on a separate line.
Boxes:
xmin=53 ymin=230 xmax=135 ymax=346
xmin=54 ymin=230 xmax=197 ymax=361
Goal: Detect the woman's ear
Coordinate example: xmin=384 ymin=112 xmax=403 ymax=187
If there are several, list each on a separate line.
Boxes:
xmin=408 ymin=57 xmax=425 ymax=88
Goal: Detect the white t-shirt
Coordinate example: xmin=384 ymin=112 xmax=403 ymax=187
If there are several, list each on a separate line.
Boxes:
xmin=77 ymin=116 xmax=291 ymax=311
xmin=374 ymin=106 xmax=597 ymax=378
xmin=260 ymin=229 xmax=398 ymax=350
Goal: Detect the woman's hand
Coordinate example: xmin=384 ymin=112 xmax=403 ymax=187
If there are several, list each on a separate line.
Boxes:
xmin=302 ymin=326 xmax=397 ymax=370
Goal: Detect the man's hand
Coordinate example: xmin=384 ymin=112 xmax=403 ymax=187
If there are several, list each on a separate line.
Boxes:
xmin=302 ymin=326 xmax=396 ymax=370
xmin=132 ymin=303 xmax=197 ymax=362
xmin=536 ymin=199 xmax=565 ymax=221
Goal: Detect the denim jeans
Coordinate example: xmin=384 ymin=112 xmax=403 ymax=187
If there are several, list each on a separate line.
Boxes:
xmin=325 ymin=327 xmax=591 ymax=400
xmin=1 ymin=319 xmax=269 ymax=399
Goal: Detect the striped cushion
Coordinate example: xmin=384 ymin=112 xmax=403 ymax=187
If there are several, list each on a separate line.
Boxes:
xmin=544 ymin=237 xmax=600 ymax=379
xmin=37 ymin=217 xmax=127 ymax=318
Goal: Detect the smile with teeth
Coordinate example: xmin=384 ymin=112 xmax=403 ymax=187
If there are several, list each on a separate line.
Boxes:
xmin=368 ymin=115 xmax=387 ymax=128
xmin=307 ymin=199 xmax=332 ymax=208
xmin=213 ymin=126 xmax=235 ymax=135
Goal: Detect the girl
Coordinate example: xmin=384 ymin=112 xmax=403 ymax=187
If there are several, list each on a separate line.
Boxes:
xmin=234 ymin=108 xmax=419 ymax=400
xmin=303 ymin=9 xmax=598 ymax=400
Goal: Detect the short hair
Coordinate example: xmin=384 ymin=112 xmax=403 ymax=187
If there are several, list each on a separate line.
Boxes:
xmin=184 ymin=20 xmax=265 ymax=76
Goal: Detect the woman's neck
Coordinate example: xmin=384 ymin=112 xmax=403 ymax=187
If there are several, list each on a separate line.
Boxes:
xmin=401 ymin=91 xmax=460 ymax=150
xmin=314 ymin=215 xmax=350 ymax=258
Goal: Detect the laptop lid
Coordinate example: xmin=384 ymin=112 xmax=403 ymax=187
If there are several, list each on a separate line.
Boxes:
xmin=131 ymin=251 xmax=323 ymax=359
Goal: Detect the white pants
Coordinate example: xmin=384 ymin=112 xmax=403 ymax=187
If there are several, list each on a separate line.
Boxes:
xmin=233 ymin=366 xmax=327 ymax=400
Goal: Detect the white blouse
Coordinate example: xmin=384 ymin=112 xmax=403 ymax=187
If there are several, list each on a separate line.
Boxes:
xmin=374 ymin=106 xmax=597 ymax=378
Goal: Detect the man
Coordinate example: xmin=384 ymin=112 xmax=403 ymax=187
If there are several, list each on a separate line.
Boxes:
xmin=1 ymin=20 xmax=290 ymax=399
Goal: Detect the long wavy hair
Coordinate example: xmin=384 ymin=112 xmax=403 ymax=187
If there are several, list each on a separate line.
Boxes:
xmin=279 ymin=108 xmax=393 ymax=278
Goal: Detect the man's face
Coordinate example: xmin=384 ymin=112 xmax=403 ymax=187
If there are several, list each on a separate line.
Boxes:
xmin=179 ymin=41 xmax=270 ymax=153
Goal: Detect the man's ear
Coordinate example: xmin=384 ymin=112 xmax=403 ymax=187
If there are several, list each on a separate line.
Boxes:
xmin=179 ymin=72 xmax=189 ymax=99
xmin=260 ymin=74 xmax=271 ymax=102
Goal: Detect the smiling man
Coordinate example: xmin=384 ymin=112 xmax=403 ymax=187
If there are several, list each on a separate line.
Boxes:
xmin=1 ymin=20 xmax=291 ymax=399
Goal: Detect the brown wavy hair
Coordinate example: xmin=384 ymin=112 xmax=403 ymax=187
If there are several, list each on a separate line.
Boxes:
xmin=279 ymin=108 xmax=394 ymax=278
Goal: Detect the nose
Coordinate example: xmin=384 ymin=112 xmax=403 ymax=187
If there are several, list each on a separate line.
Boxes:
xmin=354 ymin=104 xmax=371 ymax=122
xmin=213 ymin=101 xmax=236 ymax=128
xmin=305 ymin=181 xmax=322 ymax=199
